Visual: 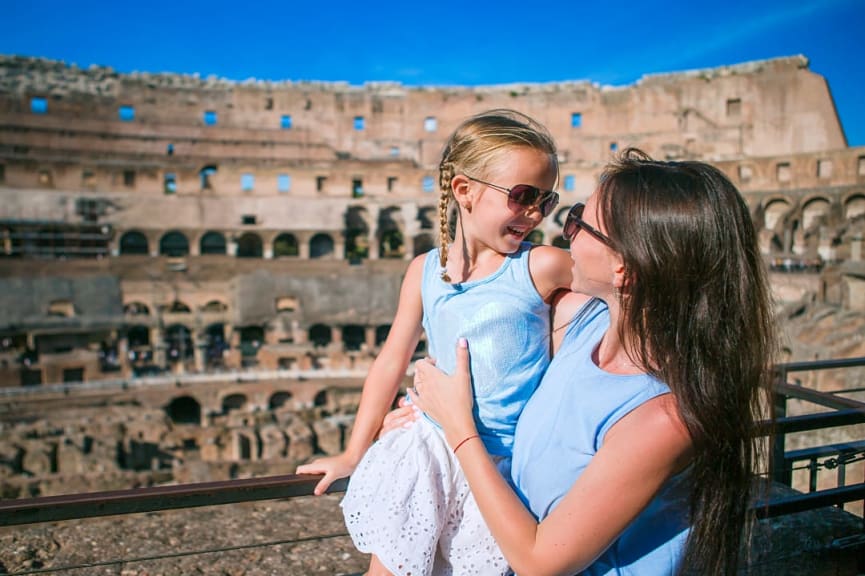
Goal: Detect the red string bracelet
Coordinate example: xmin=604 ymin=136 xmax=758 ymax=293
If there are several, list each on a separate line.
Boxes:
xmin=453 ymin=434 xmax=480 ymax=454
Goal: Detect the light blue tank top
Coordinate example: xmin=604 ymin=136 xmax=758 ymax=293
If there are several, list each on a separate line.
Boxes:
xmin=511 ymin=299 xmax=690 ymax=575
xmin=421 ymin=243 xmax=551 ymax=456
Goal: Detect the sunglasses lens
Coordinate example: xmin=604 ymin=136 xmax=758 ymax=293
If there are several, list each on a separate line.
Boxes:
xmin=539 ymin=192 xmax=559 ymax=217
xmin=508 ymin=184 xmax=539 ymax=206
xmin=564 ymin=204 xmax=585 ymax=240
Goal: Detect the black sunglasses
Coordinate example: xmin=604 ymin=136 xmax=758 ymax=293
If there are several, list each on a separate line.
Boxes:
xmin=464 ymin=175 xmax=559 ymax=217
xmin=563 ymin=203 xmax=613 ymax=246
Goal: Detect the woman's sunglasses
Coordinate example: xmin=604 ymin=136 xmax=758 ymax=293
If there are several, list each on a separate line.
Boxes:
xmin=464 ymin=175 xmax=559 ymax=217
xmin=563 ymin=203 xmax=613 ymax=246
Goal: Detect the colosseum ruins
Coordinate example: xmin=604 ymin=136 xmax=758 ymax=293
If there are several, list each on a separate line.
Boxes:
xmin=1 ymin=53 xmax=865 ymax=496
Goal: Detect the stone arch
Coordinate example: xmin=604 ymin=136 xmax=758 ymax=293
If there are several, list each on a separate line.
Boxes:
xmin=269 ymin=391 xmax=293 ymax=410
xmin=345 ymin=206 xmax=371 ymax=261
xmin=201 ymin=300 xmax=228 ymax=313
xmin=342 ymin=325 xmax=366 ymax=351
xmin=236 ymin=232 xmax=263 ymax=258
xmin=313 ymin=389 xmax=329 ymax=407
xmin=204 ymin=323 xmax=227 ymax=367
xmin=165 ymin=324 xmax=193 ymax=361
xmin=310 ymin=233 xmax=335 ymax=259
xmin=119 ymin=230 xmax=149 ymax=255
xmin=273 ymin=233 xmax=299 ymax=257
xmin=844 ymin=194 xmax=865 ymax=221
xmin=221 ymin=393 xmax=247 ymax=413
xmin=200 ymin=231 xmax=227 ymax=255
xmin=127 ymin=325 xmax=151 ymax=347
xmin=164 ymin=300 xmax=191 ymax=313
xmin=159 ymin=231 xmax=189 ymax=257
xmin=417 ymin=206 xmax=437 ymax=230
xmin=124 ymin=301 xmax=150 ymax=316
xmin=199 ymin=165 xmax=218 ymax=190
xmin=801 ymin=196 xmax=832 ymax=231
xmin=378 ymin=206 xmax=405 ymax=259
xmin=763 ymin=198 xmax=792 ymax=232
xmin=238 ymin=326 xmax=264 ymax=358
xmin=413 ymin=233 xmax=435 ymax=256
xmin=165 ymin=395 xmax=201 ymax=425
xmin=309 ymin=324 xmax=332 ymax=348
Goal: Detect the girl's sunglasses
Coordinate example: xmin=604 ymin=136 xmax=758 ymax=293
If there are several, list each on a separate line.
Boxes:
xmin=464 ymin=175 xmax=559 ymax=217
xmin=563 ymin=203 xmax=613 ymax=246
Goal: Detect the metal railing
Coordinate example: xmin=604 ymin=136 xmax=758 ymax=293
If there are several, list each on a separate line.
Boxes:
xmin=2 ymin=358 xmax=865 ymax=570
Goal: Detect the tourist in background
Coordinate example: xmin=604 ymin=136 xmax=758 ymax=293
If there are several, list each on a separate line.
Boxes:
xmin=408 ymin=148 xmax=777 ymax=575
xmin=298 ymin=109 xmax=573 ymax=575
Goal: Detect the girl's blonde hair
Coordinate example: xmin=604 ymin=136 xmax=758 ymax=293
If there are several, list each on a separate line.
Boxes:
xmin=437 ymin=109 xmax=558 ymax=281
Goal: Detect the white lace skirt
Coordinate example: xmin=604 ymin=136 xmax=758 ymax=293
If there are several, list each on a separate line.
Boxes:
xmin=341 ymin=416 xmax=510 ymax=576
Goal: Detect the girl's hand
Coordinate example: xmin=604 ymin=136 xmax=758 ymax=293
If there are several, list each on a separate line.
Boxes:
xmin=295 ymin=452 xmax=359 ymax=496
xmin=377 ymin=396 xmax=421 ymax=437
xmin=409 ymin=338 xmax=477 ymax=442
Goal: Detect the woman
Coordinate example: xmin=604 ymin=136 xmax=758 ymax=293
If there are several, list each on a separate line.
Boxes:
xmin=408 ymin=148 xmax=776 ymax=575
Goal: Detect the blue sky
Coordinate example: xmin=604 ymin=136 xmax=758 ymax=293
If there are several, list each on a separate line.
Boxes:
xmin=3 ymin=0 xmax=864 ymax=145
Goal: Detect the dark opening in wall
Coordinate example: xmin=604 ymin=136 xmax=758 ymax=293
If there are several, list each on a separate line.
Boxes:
xmin=316 ymin=176 xmax=327 ymax=192
xmin=726 ymin=98 xmax=742 ymax=118
xmin=123 ymin=170 xmax=136 ymax=187
xmin=387 ymin=176 xmax=397 ymax=192
xmin=352 ymin=178 xmax=363 ymax=198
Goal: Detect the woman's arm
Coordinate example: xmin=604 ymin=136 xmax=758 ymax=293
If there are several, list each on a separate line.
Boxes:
xmin=411 ymin=342 xmax=692 ymax=576
xmin=297 ymin=255 xmax=425 ymax=494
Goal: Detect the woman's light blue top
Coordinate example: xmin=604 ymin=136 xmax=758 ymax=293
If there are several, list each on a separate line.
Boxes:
xmin=511 ymin=299 xmax=690 ymax=575
xmin=421 ymin=243 xmax=551 ymax=456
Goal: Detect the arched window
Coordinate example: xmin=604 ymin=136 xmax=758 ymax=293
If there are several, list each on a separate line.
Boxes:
xmin=221 ymin=393 xmax=247 ymax=413
xmin=380 ymin=230 xmax=404 ymax=259
xmin=236 ymin=233 xmax=263 ymax=258
xmin=309 ymin=324 xmax=332 ymax=348
xmin=165 ymin=324 xmax=193 ymax=361
xmin=159 ymin=231 xmax=189 ymax=257
xmin=273 ymin=233 xmax=299 ymax=257
xmin=127 ymin=325 xmax=151 ymax=348
xmin=342 ymin=325 xmax=366 ymax=351
xmin=124 ymin=302 xmax=150 ymax=316
xmin=269 ymin=391 xmax=293 ymax=410
xmin=310 ymin=234 xmax=334 ymax=259
xmin=119 ymin=231 xmax=149 ymax=255
xmin=200 ymin=231 xmax=226 ymax=255
xmin=165 ymin=396 xmax=201 ymax=425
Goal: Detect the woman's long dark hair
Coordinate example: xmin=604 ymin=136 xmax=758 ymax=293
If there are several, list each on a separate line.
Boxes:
xmin=597 ymin=148 xmax=776 ymax=574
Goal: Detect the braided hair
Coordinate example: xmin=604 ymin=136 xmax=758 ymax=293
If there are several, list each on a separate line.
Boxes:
xmin=436 ymin=109 xmax=558 ymax=282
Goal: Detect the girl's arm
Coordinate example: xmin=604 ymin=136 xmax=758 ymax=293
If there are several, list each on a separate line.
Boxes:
xmin=410 ymin=342 xmax=692 ymax=576
xmin=296 ymin=254 xmax=425 ymax=494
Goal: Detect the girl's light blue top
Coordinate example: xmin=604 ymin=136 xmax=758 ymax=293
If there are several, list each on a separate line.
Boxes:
xmin=421 ymin=243 xmax=551 ymax=456
xmin=511 ymin=299 xmax=690 ymax=575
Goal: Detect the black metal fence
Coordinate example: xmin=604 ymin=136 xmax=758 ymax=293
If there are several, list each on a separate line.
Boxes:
xmin=2 ymin=357 xmax=865 ymax=572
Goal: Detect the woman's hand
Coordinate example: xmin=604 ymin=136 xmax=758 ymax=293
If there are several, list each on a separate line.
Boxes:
xmin=409 ymin=338 xmax=477 ymax=443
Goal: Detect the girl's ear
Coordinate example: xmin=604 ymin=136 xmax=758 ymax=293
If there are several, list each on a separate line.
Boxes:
xmin=451 ymin=174 xmax=473 ymax=211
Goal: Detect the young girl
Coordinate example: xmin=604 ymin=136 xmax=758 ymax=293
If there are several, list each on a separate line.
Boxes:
xmin=296 ymin=109 xmax=572 ymax=575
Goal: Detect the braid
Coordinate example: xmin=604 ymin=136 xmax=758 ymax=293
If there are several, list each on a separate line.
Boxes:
xmin=433 ymin=109 xmax=558 ymax=284
xmin=438 ymin=159 xmax=455 ymax=282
